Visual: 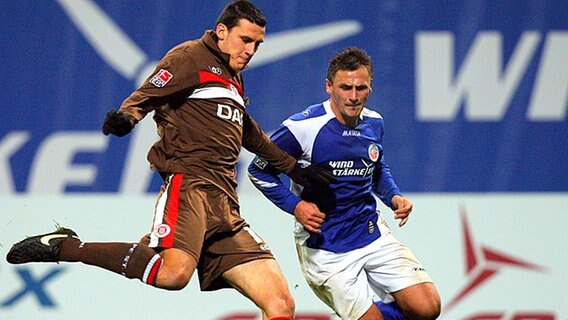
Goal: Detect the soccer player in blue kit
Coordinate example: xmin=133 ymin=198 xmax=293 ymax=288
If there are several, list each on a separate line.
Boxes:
xmin=248 ymin=47 xmax=441 ymax=319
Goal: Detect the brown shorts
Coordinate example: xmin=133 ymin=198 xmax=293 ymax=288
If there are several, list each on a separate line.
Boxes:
xmin=141 ymin=173 xmax=274 ymax=291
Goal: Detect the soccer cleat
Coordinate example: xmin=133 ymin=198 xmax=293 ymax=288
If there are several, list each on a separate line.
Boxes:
xmin=6 ymin=226 xmax=80 ymax=264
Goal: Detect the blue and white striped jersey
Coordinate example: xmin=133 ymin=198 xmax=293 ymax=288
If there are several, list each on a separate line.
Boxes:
xmin=248 ymin=100 xmax=402 ymax=253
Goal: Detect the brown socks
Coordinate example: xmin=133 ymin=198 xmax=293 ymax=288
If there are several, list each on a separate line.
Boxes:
xmin=60 ymin=239 xmax=163 ymax=286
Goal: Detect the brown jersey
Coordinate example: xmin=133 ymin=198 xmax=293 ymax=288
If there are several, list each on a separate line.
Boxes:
xmin=118 ymin=31 xmax=295 ymax=203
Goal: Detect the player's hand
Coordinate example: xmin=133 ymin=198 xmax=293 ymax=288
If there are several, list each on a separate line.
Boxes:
xmin=288 ymin=163 xmax=336 ymax=187
xmin=391 ymin=195 xmax=413 ymax=227
xmin=102 ymin=109 xmax=134 ymax=137
xmin=293 ymin=200 xmax=325 ymax=233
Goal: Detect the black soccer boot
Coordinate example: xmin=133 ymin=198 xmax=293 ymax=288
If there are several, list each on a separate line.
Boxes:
xmin=6 ymin=226 xmax=79 ymax=264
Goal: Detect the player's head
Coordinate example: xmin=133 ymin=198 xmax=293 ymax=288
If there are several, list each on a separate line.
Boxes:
xmin=325 ymin=47 xmax=373 ymax=127
xmin=216 ymin=0 xmax=267 ymax=30
xmin=326 ymin=47 xmax=373 ymax=84
xmin=215 ymin=1 xmax=267 ymax=72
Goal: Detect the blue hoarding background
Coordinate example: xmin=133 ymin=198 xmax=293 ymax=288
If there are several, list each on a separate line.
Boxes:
xmin=1 ymin=0 xmax=566 ymax=193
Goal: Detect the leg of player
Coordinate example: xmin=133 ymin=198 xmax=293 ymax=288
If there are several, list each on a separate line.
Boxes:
xmin=360 ymin=301 xmax=411 ymax=320
xmin=362 ymin=295 xmax=437 ymax=320
xmin=152 ymin=248 xmax=197 ymax=289
xmin=360 ymin=283 xmax=440 ymax=320
xmin=390 ymin=282 xmax=441 ymax=320
xmin=62 ymin=240 xmax=196 ymax=290
xmin=222 ymin=258 xmax=295 ymax=320
xmin=359 ymin=301 xmax=405 ymax=320
xmin=359 ymin=303 xmax=385 ymax=320
xmin=6 ymin=227 xmax=196 ymax=290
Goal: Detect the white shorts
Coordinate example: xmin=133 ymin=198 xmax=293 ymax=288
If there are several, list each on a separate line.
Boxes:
xmin=295 ymin=215 xmax=432 ymax=320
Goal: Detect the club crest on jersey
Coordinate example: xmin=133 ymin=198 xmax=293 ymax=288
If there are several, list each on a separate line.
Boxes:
xmin=368 ymin=143 xmax=380 ymax=162
xmin=154 ymin=224 xmax=171 ymax=238
xmin=149 ymin=69 xmax=173 ymax=87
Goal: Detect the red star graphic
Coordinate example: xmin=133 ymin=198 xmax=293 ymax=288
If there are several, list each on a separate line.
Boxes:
xmin=444 ymin=207 xmax=546 ymax=312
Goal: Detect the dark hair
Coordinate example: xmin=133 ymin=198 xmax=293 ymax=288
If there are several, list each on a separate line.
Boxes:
xmin=216 ymin=0 xmax=266 ymax=29
xmin=326 ymin=47 xmax=373 ymax=83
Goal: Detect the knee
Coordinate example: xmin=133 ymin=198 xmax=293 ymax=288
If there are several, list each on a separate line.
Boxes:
xmin=407 ymin=297 xmax=441 ymax=320
xmin=267 ymin=292 xmax=295 ymax=318
xmin=425 ymin=291 xmax=442 ymax=320
xmin=419 ymin=303 xmax=441 ymax=320
xmin=281 ymin=293 xmax=296 ymax=315
xmin=153 ymin=249 xmax=197 ymax=290
xmin=156 ymin=265 xmax=192 ymax=290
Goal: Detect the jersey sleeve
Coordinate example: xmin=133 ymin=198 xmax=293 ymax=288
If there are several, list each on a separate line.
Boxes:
xmin=248 ymin=125 xmax=303 ymax=214
xmin=371 ymin=119 xmax=402 ymax=208
xmin=373 ymin=156 xmax=402 ymax=208
xmin=242 ymin=113 xmax=296 ymax=174
xmin=118 ymin=46 xmax=199 ymax=122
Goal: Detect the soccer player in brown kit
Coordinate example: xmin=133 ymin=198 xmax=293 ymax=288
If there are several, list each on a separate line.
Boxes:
xmin=6 ymin=1 xmax=334 ymax=319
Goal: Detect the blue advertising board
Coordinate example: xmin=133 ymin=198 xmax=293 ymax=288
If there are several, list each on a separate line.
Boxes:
xmin=1 ymin=0 xmax=566 ymax=193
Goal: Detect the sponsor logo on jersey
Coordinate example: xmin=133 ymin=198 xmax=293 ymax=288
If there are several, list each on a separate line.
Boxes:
xmin=342 ymin=129 xmax=361 ymax=136
xmin=149 ymin=69 xmax=173 ymax=87
xmin=216 ymin=104 xmax=243 ymax=125
xmin=329 ymin=160 xmax=374 ymax=177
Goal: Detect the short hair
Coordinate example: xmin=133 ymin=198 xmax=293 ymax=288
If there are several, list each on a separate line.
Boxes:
xmin=216 ymin=0 xmax=267 ymax=30
xmin=326 ymin=47 xmax=373 ymax=83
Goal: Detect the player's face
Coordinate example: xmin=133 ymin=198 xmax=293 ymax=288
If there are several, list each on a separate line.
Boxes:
xmin=216 ymin=19 xmax=265 ymax=72
xmin=326 ymin=67 xmax=372 ymax=127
